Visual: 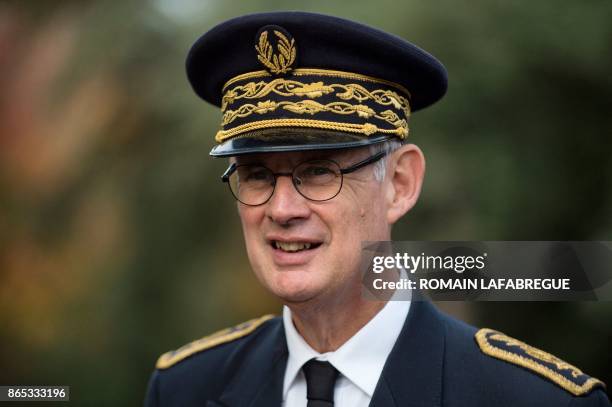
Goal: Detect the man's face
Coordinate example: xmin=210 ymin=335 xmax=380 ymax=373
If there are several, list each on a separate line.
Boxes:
xmin=233 ymin=147 xmax=393 ymax=305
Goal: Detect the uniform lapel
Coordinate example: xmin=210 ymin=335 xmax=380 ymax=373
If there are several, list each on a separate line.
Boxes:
xmin=370 ymin=299 xmax=446 ymax=407
xmin=216 ymin=320 xmax=288 ymax=407
xmin=246 ymin=352 xmax=286 ymax=407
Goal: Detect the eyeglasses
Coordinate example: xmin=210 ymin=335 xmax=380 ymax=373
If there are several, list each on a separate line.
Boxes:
xmin=221 ymin=150 xmax=388 ymax=206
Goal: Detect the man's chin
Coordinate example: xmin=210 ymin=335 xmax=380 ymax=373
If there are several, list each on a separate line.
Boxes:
xmin=272 ymin=286 xmax=316 ymax=304
xmin=268 ymin=277 xmax=321 ymax=304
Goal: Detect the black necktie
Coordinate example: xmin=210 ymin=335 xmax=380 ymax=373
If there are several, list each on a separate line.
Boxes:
xmin=302 ymin=359 xmax=340 ymax=407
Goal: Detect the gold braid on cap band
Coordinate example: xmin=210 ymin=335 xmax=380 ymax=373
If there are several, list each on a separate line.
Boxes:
xmin=221 ymin=79 xmax=410 ymax=116
xmin=216 ymin=70 xmax=412 ymax=143
xmin=216 ymin=118 xmax=407 ymax=142
xmin=222 ymin=68 xmax=412 ymax=96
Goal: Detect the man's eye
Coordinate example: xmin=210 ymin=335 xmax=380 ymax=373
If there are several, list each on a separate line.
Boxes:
xmin=302 ymin=166 xmax=334 ymax=177
xmin=245 ymin=169 xmax=271 ymax=182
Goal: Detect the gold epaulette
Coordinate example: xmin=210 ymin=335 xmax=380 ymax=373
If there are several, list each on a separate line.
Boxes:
xmin=476 ymin=328 xmax=606 ymax=396
xmin=156 ymin=314 xmax=275 ymax=369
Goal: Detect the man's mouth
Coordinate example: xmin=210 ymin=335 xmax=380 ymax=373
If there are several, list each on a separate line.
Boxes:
xmin=271 ymin=241 xmax=322 ymax=253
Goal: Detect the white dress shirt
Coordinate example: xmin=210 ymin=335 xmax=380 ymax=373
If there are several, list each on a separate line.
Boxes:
xmin=282 ymin=295 xmax=410 ymax=407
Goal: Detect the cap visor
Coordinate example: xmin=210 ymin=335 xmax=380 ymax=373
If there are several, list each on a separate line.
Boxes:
xmin=209 ymin=128 xmax=396 ymax=157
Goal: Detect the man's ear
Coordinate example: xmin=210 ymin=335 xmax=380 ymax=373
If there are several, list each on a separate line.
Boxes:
xmin=385 ymin=144 xmax=425 ymax=224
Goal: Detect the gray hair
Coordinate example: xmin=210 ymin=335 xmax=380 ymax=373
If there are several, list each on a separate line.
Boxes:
xmin=369 ymin=139 xmax=403 ymax=181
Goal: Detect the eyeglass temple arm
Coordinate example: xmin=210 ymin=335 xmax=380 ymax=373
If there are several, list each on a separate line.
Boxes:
xmin=340 ymin=150 xmax=388 ymax=175
xmin=221 ymin=163 xmax=237 ymax=182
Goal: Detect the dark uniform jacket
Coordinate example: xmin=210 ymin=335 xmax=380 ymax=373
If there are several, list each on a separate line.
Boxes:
xmin=145 ymin=300 xmax=609 ymax=406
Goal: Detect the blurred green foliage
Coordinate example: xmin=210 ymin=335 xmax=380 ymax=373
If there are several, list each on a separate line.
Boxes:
xmin=0 ymin=0 xmax=610 ymax=404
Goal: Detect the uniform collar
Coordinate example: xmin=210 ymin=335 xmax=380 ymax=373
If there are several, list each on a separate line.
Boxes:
xmin=217 ymin=319 xmax=287 ymax=407
xmin=370 ymin=297 xmax=446 ymax=407
xmin=282 ymin=296 xmax=411 ymax=399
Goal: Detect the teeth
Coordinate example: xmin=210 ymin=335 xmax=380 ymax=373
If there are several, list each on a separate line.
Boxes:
xmin=274 ymin=241 xmax=312 ymax=252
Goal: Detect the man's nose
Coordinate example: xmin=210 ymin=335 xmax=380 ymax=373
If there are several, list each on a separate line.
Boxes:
xmin=265 ymin=175 xmax=310 ymax=224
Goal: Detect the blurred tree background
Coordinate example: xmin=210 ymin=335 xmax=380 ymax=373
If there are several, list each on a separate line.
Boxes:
xmin=0 ymin=0 xmax=610 ymax=404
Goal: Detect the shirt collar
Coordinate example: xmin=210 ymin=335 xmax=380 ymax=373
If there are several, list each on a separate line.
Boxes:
xmin=282 ymin=292 xmax=411 ymax=399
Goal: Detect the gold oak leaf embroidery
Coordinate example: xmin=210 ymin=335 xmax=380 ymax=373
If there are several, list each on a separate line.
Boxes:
xmin=289 ymin=82 xmax=334 ymax=98
xmin=282 ymin=100 xmax=325 ymax=115
xmin=255 ymin=100 xmax=277 ymax=114
xmin=379 ymin=110 xmax=404 ymax=127
xmin=353 ymin=104 xmax=375 ymax=118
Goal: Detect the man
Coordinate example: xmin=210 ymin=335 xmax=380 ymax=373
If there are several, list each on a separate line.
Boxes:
xmin=145 ymin=12 xmax=609 ymax=407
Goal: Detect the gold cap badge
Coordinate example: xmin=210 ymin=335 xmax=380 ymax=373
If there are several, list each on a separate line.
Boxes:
xmin=255 ymin=25 xmax=296 ymax=75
